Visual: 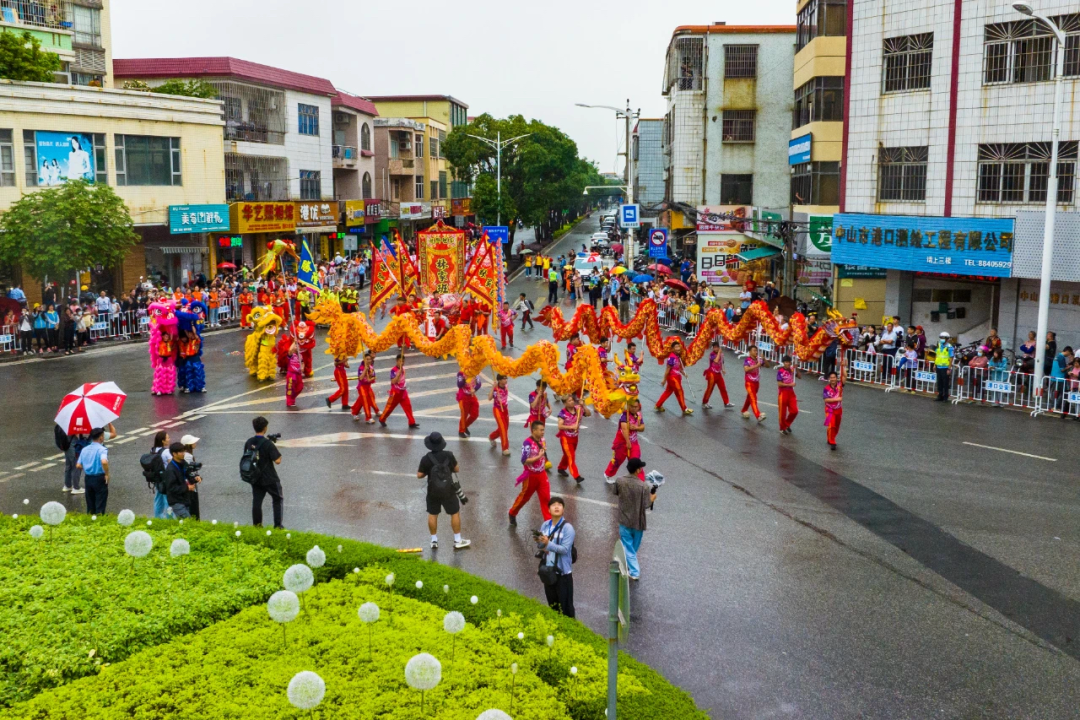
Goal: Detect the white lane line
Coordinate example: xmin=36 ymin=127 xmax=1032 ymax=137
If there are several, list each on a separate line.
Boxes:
xmin=183 ymin=414 xmax=206 ymax=422
xmin=758 ymin=400 xmax=813 ymax=415
xmin=276 ymin=431 xmax=503 ymax=448
xmin=112 ymin=436 xmax=141 ymax=445
xmin=14 ymin=462 xmax=42 ymax=470
xmin=125 ymin=427 xmax=149 ymax=435
xmin=29 ymin=462 xmax=57 ymax=472
xmin=962 ymin=442 xmax=1056 ymax=462
xmin=563 ymin=495 xmax=616 ymax=509
xmin=0 ymin=473 xmax=24 ymax=482
xmin=151 ymin=420 xmax=172 ymax=427
xmin=162 ymin=421 xmax=186 ymax=428
xmin=370 ymin=470 xmax=418 ymax=478
xmin=46 ymin=453 xmax=65 ymax=460
xmin=139 ymin=429 xmax=160 ymax=437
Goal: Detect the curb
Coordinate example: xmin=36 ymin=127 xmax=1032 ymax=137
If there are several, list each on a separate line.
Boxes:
xmin=0 ymin=322 xmax=243 ymax=366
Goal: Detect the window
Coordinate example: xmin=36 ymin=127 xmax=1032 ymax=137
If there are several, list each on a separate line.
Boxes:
xmin=883 ymin=33 xmax=934 ymax=92
xmin=721 ymin=110 xmax=756 ymax=142
xmin=0 ymin=130 xmax=14 ymax=186
xmin=791 ymin=162 xmax=840 ymax=206
xmin=115 ymin=135 xmax=179 ymax=186
xmin=793 ymin=76 xmax=844 ymax=128
xmin=360 ymin=123 xmax=371 ymax=152
xmin=796 ymin=0 xmax=847 ymax=53
xmin=299 ymin=170 xmax=320 ymax=200
xmin=362 ymin=171 xmax=372 ymax=199
xmin=72 ymin=73 xmax=103 ymax=87
xmin=429 ymin=136 xmax=439 ymax=158
xmin=666 ymin=36 xmax=705 ymax=91
xmin=94 ymin=133 xmax=107 ymax=184
xmin=984 ymin=15 xmax=1080 ymax=85
xmin=298 ymin=104 xmax=319 ymax=136
xmin=415 ymin=134 xmax=424 ymax=158
xmin=720 ymin=174 xmax=753 ymax=204
xmin=23 ymin=130 xmax=35 ymax=186
xmin=391 ymin=178 xmax=402 ymax=201
xmin=430 ymin=179 xmax=438 ymax=200
xmin=439 ymin=171 xmax=447 ymax=199
xmin=724 ymin=45 xmax=758 ymax=79
xmin=913 ymin=288 xmax=972 ymax=303
xmin=977 ymin=142 xmax=1077 ymax=204
xmin=878 ymin=146 xmax=928 ymax=202
xmin=415 ymin=175 xmax=424 ymax=199
xmin=73 ymin=5 xmax=101 ymax=47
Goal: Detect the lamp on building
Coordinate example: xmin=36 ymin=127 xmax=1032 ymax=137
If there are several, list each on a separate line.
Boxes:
xmin=1013 ymin=2 xmax=1067 ymax=389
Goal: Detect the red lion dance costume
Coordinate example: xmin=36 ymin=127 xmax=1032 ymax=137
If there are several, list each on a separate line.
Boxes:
xmin=148 ymin=300 xmax=179 ymax=395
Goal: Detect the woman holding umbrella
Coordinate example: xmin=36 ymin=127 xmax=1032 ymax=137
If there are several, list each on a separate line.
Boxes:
xmin=56 ymin=381 xmax=125 ymax=497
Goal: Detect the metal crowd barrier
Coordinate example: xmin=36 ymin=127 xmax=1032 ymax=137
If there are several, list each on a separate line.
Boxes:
xmin=0 ymin=324 xmax=17 ymax=353
xmin=885 ymin=357 xmax=941 ymax=396
xmin=1032 ymin=377 xmax=1080 ymax=418
xmin=950 ymin=366 xmax=1039 ymax=410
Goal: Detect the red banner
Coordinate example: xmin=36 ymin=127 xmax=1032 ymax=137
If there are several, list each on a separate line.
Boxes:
xmin=463 ymin=237 xmax=498 ymax=313
xmin=369 ymin=240 xmax=401 ymax=312
xmin=392 ymin=229 xmax=420 ymax=299
xmin=417 ymin=221 xmax=466 ymax=295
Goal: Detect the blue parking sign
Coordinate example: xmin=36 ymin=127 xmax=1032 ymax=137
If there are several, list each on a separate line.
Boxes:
xmin=619 ymin=204 xmax=640 ymax=228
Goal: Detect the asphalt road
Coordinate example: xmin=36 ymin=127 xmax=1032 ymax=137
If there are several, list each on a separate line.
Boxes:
xmin=2 ymin=217 xmax=1079 ymax=719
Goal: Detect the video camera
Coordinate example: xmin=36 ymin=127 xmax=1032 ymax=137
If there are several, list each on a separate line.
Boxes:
xmin=266 ymin=433 xmax=282 ymax=443
xmin=185 ymin=461 xmax=203 ymax=482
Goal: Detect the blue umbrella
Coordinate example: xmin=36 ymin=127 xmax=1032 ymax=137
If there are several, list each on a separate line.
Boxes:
xmin=632 ymin=274 xmax=653 ymax=283
xmin=655 ymin=257 xmax=674 ymax=266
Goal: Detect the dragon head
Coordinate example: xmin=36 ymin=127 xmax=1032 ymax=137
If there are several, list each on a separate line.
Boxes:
xmin=148 ymin=300 xmax=178 ymax=332
xmin=248 ymin=306 xmax=283 ymax=338
xmin=823 ymin=308 xmax=859 ymax=347
xmin=605 ymin=364 xmax=641 ymax=407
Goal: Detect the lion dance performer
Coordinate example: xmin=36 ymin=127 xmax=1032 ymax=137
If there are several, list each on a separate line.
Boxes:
xmin=556 ymin=395 xmax=584 ymax=483
xmin=285 ymin=342 xmax=304 ymax=408
xmin=656 ymin=345 xmax=691 ymax=415
xmin=605 ymin=397 xmax=646 ymax=483
xmin=456 ymin=370 xmax=481 ymax=438
xmin=296 ymin=320 xmax=316 ymax=378
xmin=148 ymin=299 xmax=178 ymax=396
xmin=244 ymin=307 xmax=283 ymax=381
xmin=488 ymin=374 xmax=511 ymax=455
xmin=350 ymin=349 xmax=380 ymax=423
xmin=176 ymin=300 xmax=207 ymax=393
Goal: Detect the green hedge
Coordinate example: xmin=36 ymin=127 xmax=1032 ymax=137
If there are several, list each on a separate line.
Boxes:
xmin=0 ymin=515 xmax=289 ymax=707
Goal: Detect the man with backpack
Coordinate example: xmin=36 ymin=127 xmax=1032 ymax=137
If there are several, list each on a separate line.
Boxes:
xmin=162 ymin=442 xmax=198 ymax=518
xmin=514 ymin=292 xmax=535 ymax=331
xmin=535 ymin=496 xmax=576 ymax=618
xmin=416 ymin=432 xmax=471 ymax=551
xmin=141 ymin=431 xmax=171 ymax=518
xmin=242 ymin=416 xmax=284 ymax=528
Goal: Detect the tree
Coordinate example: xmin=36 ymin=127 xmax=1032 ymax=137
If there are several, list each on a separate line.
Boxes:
xmin=0 ymin=181 xmax=138 ymax=289
xmin=0 ymin=30 xmax=61 ymax=83
xmin=124 ymin=78 xmax=218 ymax=99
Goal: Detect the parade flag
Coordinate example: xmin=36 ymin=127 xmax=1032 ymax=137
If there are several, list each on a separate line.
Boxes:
xmin=393 ymin=229 xmax=420 ymax=299
xmin=296 ymin=239 xmax=321 ymax=292
xmin=417 ymin=220 xmax=466 ymax=295
xmin=463 ymin=235 xmax=498 ymax=313
xmin=369 ymin=237 xmax=401 ymax=312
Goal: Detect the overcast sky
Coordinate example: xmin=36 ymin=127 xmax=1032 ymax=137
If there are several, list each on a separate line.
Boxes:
xmin=112 ymin=0 xmax=792 ymax=174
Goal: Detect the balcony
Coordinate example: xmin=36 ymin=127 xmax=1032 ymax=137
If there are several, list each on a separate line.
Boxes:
xmin=0 ymin=1 xmax=73 ymax=31
xmin=387 ymin=158 xmax=415 ymax=175
xmin=333 ymin=145 xmax=357 ymax=169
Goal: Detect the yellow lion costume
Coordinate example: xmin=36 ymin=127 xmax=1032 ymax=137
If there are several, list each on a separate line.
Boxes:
xmin=244 ymin=306 xmax=284 ymax=381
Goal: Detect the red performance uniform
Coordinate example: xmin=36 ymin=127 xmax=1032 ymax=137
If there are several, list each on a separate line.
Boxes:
xmin=565 ymin=342 xmax=578 ymax=371
xmin=525 ymin=390 xmax=551 ymax=428
xmin=239 ymin=292 xmax=254 ymax=328
xmin=604 ymin=410 xmax=645 ymax=481
xmin=556 ymin=407 xmax=582 ymax=479
xmin=275 ymin=332 xmax=293 ymax=375
xmin=420 ymin=314 xmax=446 ymax=341
xmin=824 ymin=384 xmax=843 ymax=446
xmin=703 ymin=349 xmax=730 ymax=405
xmin=741 ymin=357 xmax=763 ymax=419
xmin=285 ymin=353 xmax=304 ymax=407
xmin=457 ymin=371 xmax=481 ymax=434
xmin=327 ymin=357 xmax=350 ymax=409
xmin=297 ymin=323 xmax=316 ymax=377
xmin=509 ymin=436 xmax=552 ymax=522
xmin=777 ymin=366 xmax=799 ymax=431
xmin=488 ymin=385 xmax=510 ymax=452
xmin=391 ymin=303 xmax=414 ymax=348
xmin=498 ymin=308 xmax=517 ymax=349
xmin=656 ymin=353 xmax=688 ymax=412
xmin=350 ymin=361 xmax=379 ymax=421
xmin=379 ymin=365 xmax=416 ymax=425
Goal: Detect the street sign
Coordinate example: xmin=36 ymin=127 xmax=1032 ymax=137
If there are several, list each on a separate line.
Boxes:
xmin=485 ymin=226 xmax=509 ymax=244
xmin=612 ymin=542 xmax=630 ymax=644
xmin=647 ymin=228 xmax=668 ymax=259
xmin=619 ymin=204 xmax=640 ymax=229
xmin=789 ymin=134 xmax=812 ymax=165
xmin=343 ymin=236 xmax=358 ymax=252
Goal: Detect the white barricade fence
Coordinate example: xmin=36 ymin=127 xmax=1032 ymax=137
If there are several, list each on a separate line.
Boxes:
xmin=950 ymin=366 xmax=1039 ymax=410
xmin=1033 ymin=377 xmax=1080 ymax=418
xmin=885 ymin=357 xmax=939 ymax=395
xmin=0 ymin=324 xmax=17 ymax=353
xmin=843 ymin=349 xmax=891 ymax=386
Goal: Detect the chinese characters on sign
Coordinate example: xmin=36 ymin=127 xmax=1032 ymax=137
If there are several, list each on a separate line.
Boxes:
xmin=169 ymin=204 xmax=231 ymax=234
xmin=295 ymin=202 xmax=338 ymax=228
xmin=696 ymin=236 xmax=760 ymax=286
xmin=451 ymin=198 xmax=472 ymax=216
xmin=831 ymin=214 xmax=1014 ymax=278
xmin=344 ymin=200 xmax=366 ymax=227
xmin=697 ymin=205 xmax=750 ymax=233
xmin=230 ymin=202 xmax=297 ymax=234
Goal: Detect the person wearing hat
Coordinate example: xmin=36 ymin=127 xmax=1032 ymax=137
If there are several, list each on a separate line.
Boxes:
xmin=614 ymin=458 xmax=657 ymax=581
xmin=932 ymin=331 xmax=954 ymax=401
xmin=417 ymin=432 xmax=470 ymax=550
xmin=180 ymin=434 xmax=202 ymax=519
xmin=162 ymin=441 xmax=198 ymax=519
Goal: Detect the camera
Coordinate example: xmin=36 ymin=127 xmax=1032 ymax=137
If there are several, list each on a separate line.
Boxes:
xmin=266 ymin=433 xmax=282 ymax=443
xmin=185 ymin=461 xmax=203 ymax=482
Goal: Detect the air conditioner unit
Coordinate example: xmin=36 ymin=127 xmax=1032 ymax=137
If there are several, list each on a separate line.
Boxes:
xmin=399 ymin=141 xmax=412 ymax=151
xmin=333 ymin=112 xmax=350 ymax=124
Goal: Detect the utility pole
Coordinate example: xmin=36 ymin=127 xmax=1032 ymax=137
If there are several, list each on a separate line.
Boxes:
xmin=466 ymin=130 xmax=531 ymax=228
xmin=576 ymin=101 xmax=640 ymax=268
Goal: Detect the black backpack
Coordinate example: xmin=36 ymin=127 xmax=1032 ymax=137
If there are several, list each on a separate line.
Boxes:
xmin=139 ymin=450 xmax=166 ymax=490
xmin=427 ymin=454 xmax=453 ymax=495
xmin=239 ymin=439 xmax=264 ymax=486
xmin=70 ymin=435 xmax=91 ymax=458
xmin=54 ymin=425 xmax=71 ymax=452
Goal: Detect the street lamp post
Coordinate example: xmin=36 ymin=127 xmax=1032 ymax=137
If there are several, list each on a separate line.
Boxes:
xmin=1013 ymin=2 xmax=1066 ymax=388
xmin=576 ymin=101 xmax=640 ymax=269
xmin=466 ymin=130 xmax=531 ymax=227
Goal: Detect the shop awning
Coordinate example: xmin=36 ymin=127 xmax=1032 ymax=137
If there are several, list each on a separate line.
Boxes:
xmin=736 ymin=247 xmax=781 ymax=262
xmin=161 ymin=246 xmax=208 ymax=255
xmin=807 ymin=290 xmax=833 ymax=307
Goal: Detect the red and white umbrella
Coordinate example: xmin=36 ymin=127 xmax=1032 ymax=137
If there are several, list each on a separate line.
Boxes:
xmin=55 ymin=382 xmax=127 ymax=436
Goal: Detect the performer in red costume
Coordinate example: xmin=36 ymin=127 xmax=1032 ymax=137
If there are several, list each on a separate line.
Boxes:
xmin=296 ymin=320 xmax=316 ymax=378
xmin=741 ymin=345 xmax=766 ymax=423
xmin=456 ymin=370 xmax=481 ymax=438
xmin=285 ymin=343 xmax=304 ymax=408
xmin=823 ymin=371 xmax=843 ymax=449
xmin=702 ymin=339 xmax=733 ymax=409
xmin=525 ymin=379 xmax=551 ymax=427
xmin=556 ymin=395 xmax=584 ymax=483
xmin=275 ymin=328 xmax=293 ymax=376
xmin=379 ymin=353 xmax=419 ymax=428
xmin=656 ymin=345 xmax=691 ymax=415
xmin=350 ymin=350 xmax=379 ymax=424
xmin=325 ymin=354 xmax=350 ymax=411
xmin=776 ymin=355 xmax=799 ymax=434
xmin=604 ymin=398 xmax=645 ymax=483
xmin=391 ymin=296 xmax=414 ymax=349
xmin=488 ymin=374 xmax=511 ymax=455
xmin=508 ymin=421 xmax=552 ymax=525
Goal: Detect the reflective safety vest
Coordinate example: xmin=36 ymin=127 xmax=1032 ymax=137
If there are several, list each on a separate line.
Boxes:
xmin=934 ymin=343 xmax=953 ymax=367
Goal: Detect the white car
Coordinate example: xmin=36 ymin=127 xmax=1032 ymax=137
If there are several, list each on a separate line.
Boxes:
xmin=573 ymin=252 xmax=616 ymax=276
xmin=590 ymin=232 xmax=610 ymax=247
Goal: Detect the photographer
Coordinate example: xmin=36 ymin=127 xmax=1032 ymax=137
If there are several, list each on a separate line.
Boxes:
xmin=535 ymin=497 xmax=575 ymax=618
xmin=180 ymin=435 xmax=203 ymax=520
xmin=614 ymin=458 xmax=656 ymax=582
xmin=162 ymin=442 xmax=197 ymax=519
xmin=416 ymin=432 xmax=471 ymax=551
xmin=244 ymin=416 xmax=283 ymax=528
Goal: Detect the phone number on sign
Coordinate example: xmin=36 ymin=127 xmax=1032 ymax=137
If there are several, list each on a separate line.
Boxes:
xmin=964 ymin=259 xmax=1012 ymax=269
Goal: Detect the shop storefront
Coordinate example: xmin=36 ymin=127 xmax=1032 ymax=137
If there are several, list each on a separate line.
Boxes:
xmin=296 ymin=201 xmax=339 ymax=260
xmin=168 ymin=204 xmax=231 ymax=283
xmin=229 ymin=201 xmax=298 ymax=271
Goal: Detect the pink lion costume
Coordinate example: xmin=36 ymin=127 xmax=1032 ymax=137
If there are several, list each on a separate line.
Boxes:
xmin=148 ymin=300 xmax=179 ymax=395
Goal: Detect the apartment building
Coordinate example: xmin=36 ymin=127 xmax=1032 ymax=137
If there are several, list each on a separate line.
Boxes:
xmin=661 ymin=23 xmax=795 ymax=289
xmin=633 ymin=119 xmax=665 ymax=209
xmin=0 ymin=0 xmax=112 ymax=87
xmin=836 ymin=0 xmax=1080 ymax=347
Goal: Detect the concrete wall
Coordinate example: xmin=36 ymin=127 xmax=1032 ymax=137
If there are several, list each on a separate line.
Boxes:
xmin=999 ymin=278 xmax=1080 ymax=351
xmin=283 ymin=89 xmax=333 ymax=200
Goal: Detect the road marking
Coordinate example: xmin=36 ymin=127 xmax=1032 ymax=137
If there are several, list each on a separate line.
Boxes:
xmin=14 ymin=462 xmax=41 ymax=470
xmin=276 ymin=431 xmax=501 ymax=449
xmin=563 ymin=495 xmax=616 ymax=509
xmin=962 ymin=442 xmax=1056 ymax=462
xmin=370 ymin=470 xmax=418 ymax=478
xmin=139 ymin=429 xmax=160 ymax=437
xmin=46 ymin=453 xmax=65 ymax=460
xmin=0 ymin=473 xmax=24 ymax=482
xmin=184 ymin=415 xmax=206 ymax=422
xmin=162 ymin=421 xmax=186 ymax=428
xmin=758 ymin=400 xmax=813 ymax=415
xmin=112 ymin=436 xmax=141 ymax=445
xmin=201 ymin=374 xmax=462 ymax=411
xmin=125 ymin=427 xmax=149 ymax=435
xmin=29 ymin=462 xmax=56 ymax=472
xmin=151 ymin=420 xmax=172 ymax=427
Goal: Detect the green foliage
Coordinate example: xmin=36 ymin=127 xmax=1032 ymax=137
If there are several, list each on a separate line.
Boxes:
xmin=121 ymin=79 xmax=151 ymax=91
xmin=0 ymin=181 xmax=138 ymax=287
xmin=148 ymin=79 xmax=219 ymax=99
xmin=0 ymin=515 xmax=289 ymax=707
xmin=0 ymin=30 xmax=61 ymax=83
